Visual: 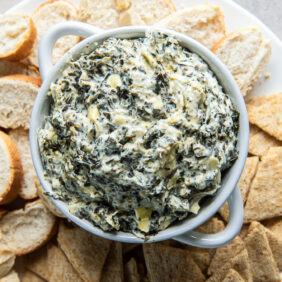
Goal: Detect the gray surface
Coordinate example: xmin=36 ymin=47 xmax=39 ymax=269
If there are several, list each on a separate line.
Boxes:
xmin=234 ymin=0 xmax=282 ymax=40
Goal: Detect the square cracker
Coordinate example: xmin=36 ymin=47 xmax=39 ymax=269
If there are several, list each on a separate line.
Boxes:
xmin=246 ymin=92 xmax=282 ymax=141
xmin=244 ymin=147 xmax=282 ymax=222
xmin=47 ymin=243 xmax=83 ymax=282
xmin=219 ymin=157 xmax=259 ymax=222
xmin=207 ymin=236 xmax=245 ymax=276
xmin=143 ymin=244 xmax=205 ymax=282
xmin=57 ymin=221 xmax=111 ymax=282
xmin=222 ymin=269 xmax=244 ymax=282
xmin=244 ymin=221 xmax=280 ymax=281
xmin=206 ymin=249 xmax=252 ymax=282
xmin=249 ymin=129 xmax=282 ymax=158
xmin=101 ymin=242 xmax=123 ymax=282
xmin=249 ymin=124 xmax=261 ymax=138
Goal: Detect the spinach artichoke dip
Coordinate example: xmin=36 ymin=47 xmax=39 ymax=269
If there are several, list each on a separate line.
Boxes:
xmin=38 ymin=32 xmax=239 ymax=238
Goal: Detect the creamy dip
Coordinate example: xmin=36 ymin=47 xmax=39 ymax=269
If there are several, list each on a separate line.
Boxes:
xmin=38 ymin=32 xmax=239 ymax=238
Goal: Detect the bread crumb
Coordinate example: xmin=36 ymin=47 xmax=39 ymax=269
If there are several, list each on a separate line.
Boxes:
xmin=264 ymin=73 xmax=271 ymax=79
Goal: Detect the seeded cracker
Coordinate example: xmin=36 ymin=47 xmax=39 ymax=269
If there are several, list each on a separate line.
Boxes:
xmin=124 ymin=258 xmax=140 ymax=282
xmin=207 ymin=236 xmax=245 ymax=276
xmin=47 ymin=243 xmax=82 ymax=282
xmin=244 ymin=147 xmax=282 ymax=222
xmin=249 ymin=129 xmax=282 ymax=158
xmin=143 ymin=244 xmax=205 ymax=282
xmin=57 ymin=222 xmax=111 ymax=282
xmin=246 ymin=92 xmax=282 ymax=141
xmin=222 ymin=269 xmax=244 ymax=282
xmin=244 ymin=221 xmax=280 ymax=281
xmin=219 ymin=157 xmax=259 ymax=221
xmin=101 ymin=242 xmax=123 ymax=282
xmin=24 ymin=245 xmax=49 ymax=281
xmin=206 ymin=249 xmax=252 ymax=282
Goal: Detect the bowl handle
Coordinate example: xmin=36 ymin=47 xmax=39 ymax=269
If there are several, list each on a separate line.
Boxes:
xmin=173 ymin=185 xmax=243 ymax=248
xmin=38 ymin=21 xmax=102 ymax=81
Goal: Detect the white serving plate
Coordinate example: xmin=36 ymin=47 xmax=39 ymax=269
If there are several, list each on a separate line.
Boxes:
xmin=7 ymin=0 xmax=282 ymax=98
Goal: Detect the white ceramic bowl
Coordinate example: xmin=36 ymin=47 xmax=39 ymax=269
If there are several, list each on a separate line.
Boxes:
xmin=30 ymin=21 xmax=249 ymax=248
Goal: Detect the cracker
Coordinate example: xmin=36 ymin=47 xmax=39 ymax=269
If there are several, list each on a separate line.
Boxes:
xmin=249 ymin=130 xmax=282 ymax=158
xmin=57 ymin=221 xmax=111 ymax=282
xmin=24 ymin=245 xmax=49 ymax=281
xmin=0 ymin=251 xmax=15 ymax=279
xmin=207 ymin=236 xmax=245 ymax=276
xmin=47 ymin=243 xmax=83 ymax=282
xmin=184 ymin=216 xmax=225 ymax=272
xmin=264 ymin=228 xmax=282 ymax=271
xmin=249 ymin=124 xmax=261 ymax=138
xmin=246 ymin=92 xmax=282 ymax=141
xmin=222 ymin=269 xmax=244 ymax=282
xmin=101 ymin=242 xmax=123 ymax=282
xmin=143 ymin=244 xmax=205 ymax=282
xmin=124 ymin=258 xmax=140 ymax=282
xmin=244 ymin=221 xmax=280 ymax=281
xmin=219 ymin=157 xmax=259 ymax=221
xmin=207 ymin=249 xmax=252 ymax=282
xmin=263 ymin=217 xmax=282 ymax=237
xmin=244 ymin=147 xmax=282 ymax=222
xmin=22 ymin=271 xmax=45 ymax=282
xmin=239 ymin=224 xmax=249 ymax=239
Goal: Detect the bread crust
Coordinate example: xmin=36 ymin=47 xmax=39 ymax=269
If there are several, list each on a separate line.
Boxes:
xmin=0 ymin=15 xmax=37 ymax=62
xmin=0 ymin=74 xmax=42 ymax=87
xmin=32 ymin=0 xmax=78 ymax=16
xmin=0 ymin=131 xmax=23 ymax=205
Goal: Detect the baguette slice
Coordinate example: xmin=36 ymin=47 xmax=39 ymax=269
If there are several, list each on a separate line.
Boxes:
xmin=0 ymin=199 xmax=57 ymax=255
xmin=9 ymin=128 xmax=38 ymax=199
xmin=0 ymin=14 xmax=36 ymax=61
xmin=29 ymin=0 xmax=79 ymax=67
xmin=155 ymin=4 xmax=226 ymax=49
xmin=0 ymin=60 xmax=40 ymax=79
xmin=0 ymin=75 xmax=40 ymax=129
xmin=0 ymin=251 xmax=15 ymax=279
xmin=212 ymin=27 xmax=271 ymax=96
xmin=118 ymin=0 xmax=176 ymax=26
xmin=0 ymin=270 xmax=19 ymax=282
xmin=0 ymin=131 xmax=23 ymax=205
xmin=79 ymin=0 xmax=120 ymax=29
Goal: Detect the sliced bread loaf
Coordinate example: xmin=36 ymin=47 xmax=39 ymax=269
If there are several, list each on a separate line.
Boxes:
xmin=79 ymin=0 xmax=119 ymax=29
xmin=212 ymin=27 xmax=272 ymax=96
xmin=9 ymin=128 xmax=38 ymax=199
xmin=154 ymin=4 xmax=226 ymax=49
xmin=0 ymin=60 xmax=40 ymax=79
xmin=0 ymin=75 xmax=40 ymax=129
xmin=118 ymin=0 xmax=176 ymax=26
xmin=0 ymin=131 xmax=22 ymax=205
xmin=29 ymin=0 xmax=79 ymax=67
xmin=0 ymin=199 xmax=57 ymax=255
xmin=0 ymin=14 xmax=36 ymax=61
